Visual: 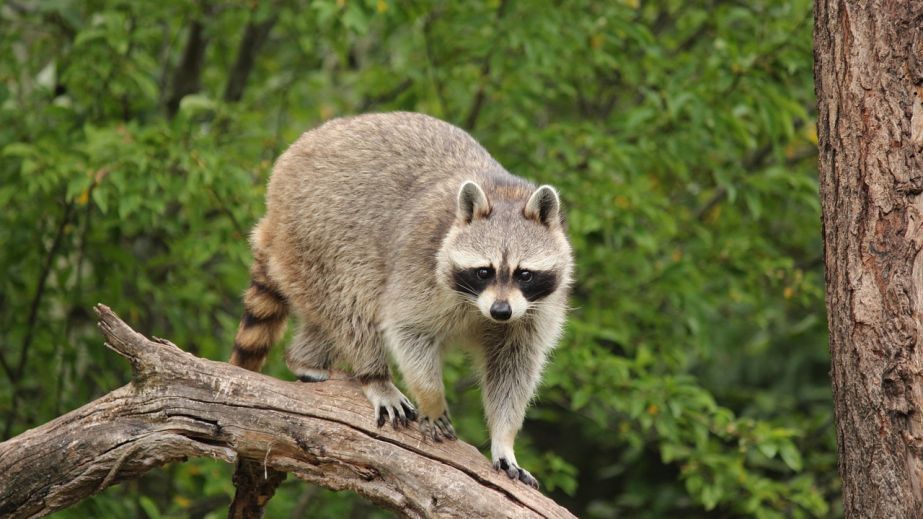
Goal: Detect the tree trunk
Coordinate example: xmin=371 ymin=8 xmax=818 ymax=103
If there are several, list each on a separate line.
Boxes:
xmin=815 ymin=1 xmax=923 ymax=516
xmin=227 ymin=459 xmax=286 ymax=519
xmin=223 ymin=13 xmax=277 ymax=103
xmin=166 ymin=6 xmax=212 ymax=118
xmin=0 ymin=305 xmax=575 ymax=519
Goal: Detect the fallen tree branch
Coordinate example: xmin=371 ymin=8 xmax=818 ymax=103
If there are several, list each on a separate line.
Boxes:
xmin=0 ymin=305 xmax=576 ymax=519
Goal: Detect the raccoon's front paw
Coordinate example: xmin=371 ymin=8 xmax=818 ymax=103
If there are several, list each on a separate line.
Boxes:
xmin=419 ymin=412 xmax=456 ymax=442
xmin=493 ymin=457 xmax=539 ymax=489
xmin=361 ymin=380 xmax=418 ymax=429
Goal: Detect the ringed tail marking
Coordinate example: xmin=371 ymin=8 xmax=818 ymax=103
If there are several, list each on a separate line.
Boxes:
xmin=231 ymin=269 xmax=289 ymax=372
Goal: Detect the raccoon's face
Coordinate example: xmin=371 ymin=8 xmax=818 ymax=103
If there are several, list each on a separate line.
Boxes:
xmin=438 ymin=180 xmax=572 ymax=323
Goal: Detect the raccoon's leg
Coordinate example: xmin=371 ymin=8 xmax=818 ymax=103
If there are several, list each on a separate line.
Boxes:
xmin=230 ymin=254 xmax=289 ymax=372
xmin=343 ymin=322 xmax=417 ymax=428
xmin=285 ymin=320 xmax=337 ymax=382
xmin=482 ymin=337 xmax=547 ymax=489
xmin=385 ymin=326 xmax=456 ymax=441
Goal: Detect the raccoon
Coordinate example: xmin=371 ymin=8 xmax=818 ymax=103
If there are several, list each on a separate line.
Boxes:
xmin=230 ymin=112 xmax=573 ymax=488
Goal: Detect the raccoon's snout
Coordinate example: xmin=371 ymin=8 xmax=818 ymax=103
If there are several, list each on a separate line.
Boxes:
xmin=490 ymin=301 xmax=513 ymax=321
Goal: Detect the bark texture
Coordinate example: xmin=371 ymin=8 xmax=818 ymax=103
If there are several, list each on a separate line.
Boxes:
xmin=0 ymin=305 xmax=575 ymax=519
xmin=815 ymin=1 xmax=923 ymax=516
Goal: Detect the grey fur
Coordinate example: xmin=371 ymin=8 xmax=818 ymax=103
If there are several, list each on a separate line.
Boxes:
xmin=238 ymin=112 xmax=573 ymax=488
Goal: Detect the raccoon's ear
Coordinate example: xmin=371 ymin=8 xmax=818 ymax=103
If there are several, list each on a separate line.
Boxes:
xmin=457 ymin=181 xmax=491 ymax=223
xmin=524 ymin=185 xmax=561 ymax=226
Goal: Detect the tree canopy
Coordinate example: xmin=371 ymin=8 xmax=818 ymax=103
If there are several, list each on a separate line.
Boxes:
xmin=0 ymin=0 xmax=830 ymax=517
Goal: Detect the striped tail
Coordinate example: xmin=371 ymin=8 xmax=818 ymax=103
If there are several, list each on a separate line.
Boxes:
xmin=230 ymin=257 xmax=289 ymax=372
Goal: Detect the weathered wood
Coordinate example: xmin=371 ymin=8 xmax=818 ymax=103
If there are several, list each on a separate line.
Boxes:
xmin=0 ymin=305 xmax=575 ymax=519
xmin=815 ymin=1 xmax=923 ymax=516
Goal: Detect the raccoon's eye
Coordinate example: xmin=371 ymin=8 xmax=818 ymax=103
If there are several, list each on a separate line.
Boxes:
xmin=477 ymin=267 xmax=494 ymax=280
xmin=517 ymin=270 xmax=533 ymax=283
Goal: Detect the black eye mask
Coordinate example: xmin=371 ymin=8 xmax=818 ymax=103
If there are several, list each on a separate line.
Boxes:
xmin=452 ymin=267 xmax=494 ymax=296
xmin=517 ymin=270 xmax=558 ymax=301
xmin=451 ymin=266 xmax=558 ymax=301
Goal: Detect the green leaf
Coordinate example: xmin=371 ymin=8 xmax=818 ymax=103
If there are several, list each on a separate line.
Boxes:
xmin=91 ymin=188 xmax=108 ymax=214
xmin=780 ymin=442 xmax=804 ymax=472
xmin=138 ymin=496 xmax=161 ymax=519
xmin=758 ymin=440 xmax=779 ymax=460
xmin=2 ymin=142 xmax=35 ymax=157
xmin=178 ymin=94 xmax=217 ymax=116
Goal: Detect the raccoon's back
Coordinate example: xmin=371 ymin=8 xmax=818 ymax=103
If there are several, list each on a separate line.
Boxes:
xmin=268 ymin=113 xmax=497 ymax=237
xmin=260 ymin=113 xmax=501 ymax=310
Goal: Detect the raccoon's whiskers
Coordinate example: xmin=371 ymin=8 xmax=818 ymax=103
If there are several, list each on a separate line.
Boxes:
xmin=453 ymin=279 xmax=481 ymax=298
xmin=525 ymin=299 xmax=573 ymax=316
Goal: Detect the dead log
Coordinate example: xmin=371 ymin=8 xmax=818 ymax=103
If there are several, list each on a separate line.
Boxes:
xmin=0 ymin=305 xmax=576 ymax=519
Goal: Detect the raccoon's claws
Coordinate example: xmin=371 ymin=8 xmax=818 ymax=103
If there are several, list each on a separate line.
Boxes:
xmin=419 ymin=412 xmax=456 ymax=442
xmin=374 ymin=396 xmax=418 ymax=429
xmin=363 ymin=380 xmax=417 ymax=430
xmin=401 ymin=398 xmax=418 ymax=422
xmin=494 ymin=458 xmax=539 ymax=489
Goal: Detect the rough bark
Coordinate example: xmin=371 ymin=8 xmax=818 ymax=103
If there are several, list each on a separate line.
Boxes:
xmin=815 ymin=1 xmax=923 ymax=516
xmin=0 ymin=305 xmax=575 ymax=519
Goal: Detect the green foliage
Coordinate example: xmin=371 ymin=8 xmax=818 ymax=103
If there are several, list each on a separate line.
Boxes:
xmin=0 ymin=0 xmax=832 ymax=517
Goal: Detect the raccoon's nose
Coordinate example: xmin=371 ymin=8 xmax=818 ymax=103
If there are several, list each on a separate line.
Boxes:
xmin=490 ymin=301 xmax=512 ymax=321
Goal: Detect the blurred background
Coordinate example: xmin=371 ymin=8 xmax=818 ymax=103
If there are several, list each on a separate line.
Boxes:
xmin=0 ymin=0 xmax=829 ymax=517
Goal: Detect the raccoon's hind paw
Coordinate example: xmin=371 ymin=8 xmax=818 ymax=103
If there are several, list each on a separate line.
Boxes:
xmin=493 ymin=458 xmax=539 ymax=489
xmin=419 ymin=412 xmax=456 ymax=442
xmin=362 ymin=380 xmax=417 ymax=429
xmin=295 ymin=368 xmax=330 ymax=383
